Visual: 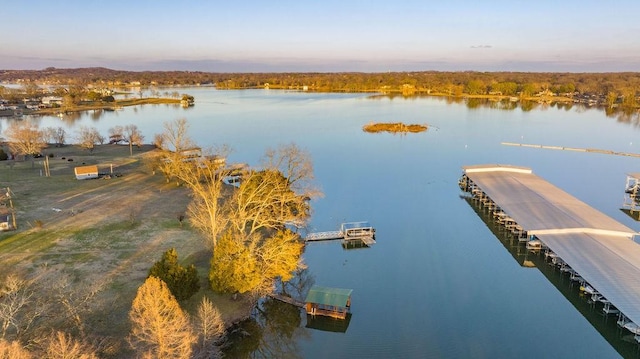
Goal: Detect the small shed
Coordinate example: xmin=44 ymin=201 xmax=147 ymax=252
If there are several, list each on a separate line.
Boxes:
xmin=74 ymin=165 xmax=99 ymax=180
xmin=305 ymin=285 xmax=352 ymax=319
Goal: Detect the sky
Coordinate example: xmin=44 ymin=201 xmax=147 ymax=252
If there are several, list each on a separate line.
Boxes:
xmin=2 ymin=0 xmax=639 ymax=73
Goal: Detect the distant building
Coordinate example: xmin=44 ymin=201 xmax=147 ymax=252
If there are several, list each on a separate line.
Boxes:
xmin=41 ymin=96 xmax=63 ymax=105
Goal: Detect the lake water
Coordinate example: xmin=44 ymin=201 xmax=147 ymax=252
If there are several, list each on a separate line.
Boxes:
xmin=3 ymin=89 xmax=640 ymax=358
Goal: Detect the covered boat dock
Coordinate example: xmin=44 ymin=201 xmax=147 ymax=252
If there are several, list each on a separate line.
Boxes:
xmin=460 ymin=164 xmax=640 ymax=338
xmin=304 ymin=285 xmax=353 ymax=319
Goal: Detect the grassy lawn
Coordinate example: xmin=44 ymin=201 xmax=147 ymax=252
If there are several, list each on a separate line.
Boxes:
xmin=0 ymin=143 xmax=252 ymax=355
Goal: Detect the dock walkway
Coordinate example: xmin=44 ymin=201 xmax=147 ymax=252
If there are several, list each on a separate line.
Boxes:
xmin=266 ymin=293 xmax=305 ymax=308
xmin=460 ymin=164 xmax=640 ymax=332
xmin=305 ymin=231 xmax=343 ymax=241
xmin=305 ymin=222 xmax=376 ymax=246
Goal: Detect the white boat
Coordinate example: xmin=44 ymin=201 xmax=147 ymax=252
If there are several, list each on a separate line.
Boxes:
xmin=624 ymin=321 xmax=640 ymax=335
xmin=580 ymin=284 xmax=600 ymax=297
xmin=526 ymin=239 xmax=543 ymax=250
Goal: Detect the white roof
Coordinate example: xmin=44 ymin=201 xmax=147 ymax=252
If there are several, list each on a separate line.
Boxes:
xmin=541 ymin=232 xmax=640 ymax=326
xmin=463 ymin=165 xmax=635 ymax=236
xmin=464 ymin=164 xmax=640 ymax=325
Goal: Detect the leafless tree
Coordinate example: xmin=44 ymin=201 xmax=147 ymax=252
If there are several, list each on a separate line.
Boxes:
xmin=0 ymin=274 xmax=43 ymax=341
xmin=160 ymin=118 xmax=195 ymax=152
xmin=191 ymin=297 xmax=225 ymax=359
xmin=42 ymin=127 xmax=66 ymax=147
xmin=3 ymin=121 xmax=46 ymax=157
xmin=46 ymin=274 xmax=104 ymax=339
xmin=76 ymin=126 xmax=102 ymax=152
xmin=124 ymin=124 xmax=144 ymax=156
xmin=129 ymin=277 xmax=195 ymax=359
xmin=41 ymin=331 xmax=98 ymax=359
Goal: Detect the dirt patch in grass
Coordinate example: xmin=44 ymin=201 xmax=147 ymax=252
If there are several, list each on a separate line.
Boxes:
xmin=0 ymin=144 xmax=250 ymax=353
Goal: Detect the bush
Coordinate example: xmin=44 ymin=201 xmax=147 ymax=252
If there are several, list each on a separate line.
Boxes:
xmin=148 ymin=248 xmax=200 ymax=300
xmin=0 ymin=149 xmax=7 ymax=161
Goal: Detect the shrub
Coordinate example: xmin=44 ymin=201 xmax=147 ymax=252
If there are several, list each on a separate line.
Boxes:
xmin=0 ymin=149 xmax=7 ymax=161
xmin=148 ymin=248 xmax=200 ymax=300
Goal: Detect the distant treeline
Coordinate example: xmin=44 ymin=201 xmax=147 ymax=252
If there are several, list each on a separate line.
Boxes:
xmin=2 ymin=67 xmax=640 ymax=100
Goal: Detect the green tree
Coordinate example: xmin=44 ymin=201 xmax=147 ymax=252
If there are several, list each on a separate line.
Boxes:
xmin=148 ymin=248 xmax=200 ymax=301
xmin=519 ymin=83 xmax=537 ymax=97
xmin=606 ymin=91 xmax=618 ymax=108
xmin=209 ymin=230 xmax=261 ymax=294
xmin=209 ymin=229 xmax=303 ymax=295
xmin=465 ymin=80 xmax=486 ymax=95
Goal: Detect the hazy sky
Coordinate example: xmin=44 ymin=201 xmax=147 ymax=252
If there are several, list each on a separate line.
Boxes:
xmin=2 ymin=0 xmax=639 ymax=72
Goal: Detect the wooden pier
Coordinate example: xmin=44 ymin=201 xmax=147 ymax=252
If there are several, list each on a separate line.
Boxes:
xmin=502 ymin=142 xmax=640 ymax=158
xmin=266 ymin=293 xmax=304 ymax=308
xmin=305 ymin=222 xmax=376 ymax=246
xmin=460 ymin=164 xmax=640 ymax=339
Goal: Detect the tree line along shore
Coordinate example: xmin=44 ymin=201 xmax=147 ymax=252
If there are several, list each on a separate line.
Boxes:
xmin=1 ymin=68 xmax=639 ymax=110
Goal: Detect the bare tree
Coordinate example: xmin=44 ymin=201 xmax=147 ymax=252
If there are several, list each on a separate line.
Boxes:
xmin=129 ymin=277 xmax=195 ymax=359
xmin=0 ymin=274 xmax=42 ymax=341
xmin=41 ymin=331 xmax=97 ymax=359
xmin=124 ymin=124 xmax=144 ymax=156
xmin=42 ymin=127 xmax=66 ymax=147
xmin=52 ymin=127 xmax=66 ymax=147
xmin=46 ymin=274 xmax=104 ymax=339
xmin=183 ymin=154 xmax=232 ymax=248
xmin=76 ymin=127 xmax=102 ymax=152
xmin=160 ymin=118 xmax=195 ymax=152
xmin=107 ymin=126 xmax=124 ymax=144
xmin=192 ymin=297 xmax=225 ymax=359
xmin=3 ymin=121 xmax=46 ymax=157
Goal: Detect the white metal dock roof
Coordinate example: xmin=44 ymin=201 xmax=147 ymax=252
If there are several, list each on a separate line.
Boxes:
xmin=463 ymin=164 xmax=640 ymax=326
xmin=541 ymin=232 xmax=640 ymax=325
xmin=463 ymin=164 xmax=635 ymax=237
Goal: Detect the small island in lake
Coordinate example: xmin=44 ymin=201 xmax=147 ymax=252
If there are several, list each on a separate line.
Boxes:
xmin=363 ymin=122 xmax=428 ymax=134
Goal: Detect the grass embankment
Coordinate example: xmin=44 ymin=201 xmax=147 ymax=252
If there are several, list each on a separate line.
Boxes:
xmin=363 ymin=122 xmax=428 ymax=134
xmin=0 ymin=144 xmax=250 ymax=353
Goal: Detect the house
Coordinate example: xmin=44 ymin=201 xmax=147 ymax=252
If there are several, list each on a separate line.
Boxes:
xmin=74 ymin=165 xmax=99 ymax=180
xmin=305 ymin=285 xmax=353 ymax=319
xmin=41 ymin=96 xmax=64 ymax=106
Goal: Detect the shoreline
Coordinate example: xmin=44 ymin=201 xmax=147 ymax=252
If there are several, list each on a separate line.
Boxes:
xmin=0 ymin=97 xmax=182 ymax=118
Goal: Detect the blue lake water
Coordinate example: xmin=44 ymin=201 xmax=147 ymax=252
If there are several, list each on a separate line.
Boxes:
xmin=3 ymin=89 xmax=640 ymax=358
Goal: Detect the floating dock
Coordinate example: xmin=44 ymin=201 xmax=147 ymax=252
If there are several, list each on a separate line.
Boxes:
xmin=305 ymin=221 xmax=376 ymax=246
xmin=623 ymin=173 xmax=640 ymax=217
xmin=460 ymin=164 xmax=640 ymax=339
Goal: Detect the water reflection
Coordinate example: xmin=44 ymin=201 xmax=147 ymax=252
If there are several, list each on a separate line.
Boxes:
xmin=464 ymin=197 xmax=640 ymax=359
xmin=306 ymin=313 xmax=351 ymax=333
xmin=223 ymin=268 xmax=316 ymax=358
xmin=366 ymin=94 xmax=640 ymax=125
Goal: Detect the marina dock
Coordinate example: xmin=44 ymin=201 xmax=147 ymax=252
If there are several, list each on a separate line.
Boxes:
xmin=460 ymin=164 xmax=640 ymax=340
